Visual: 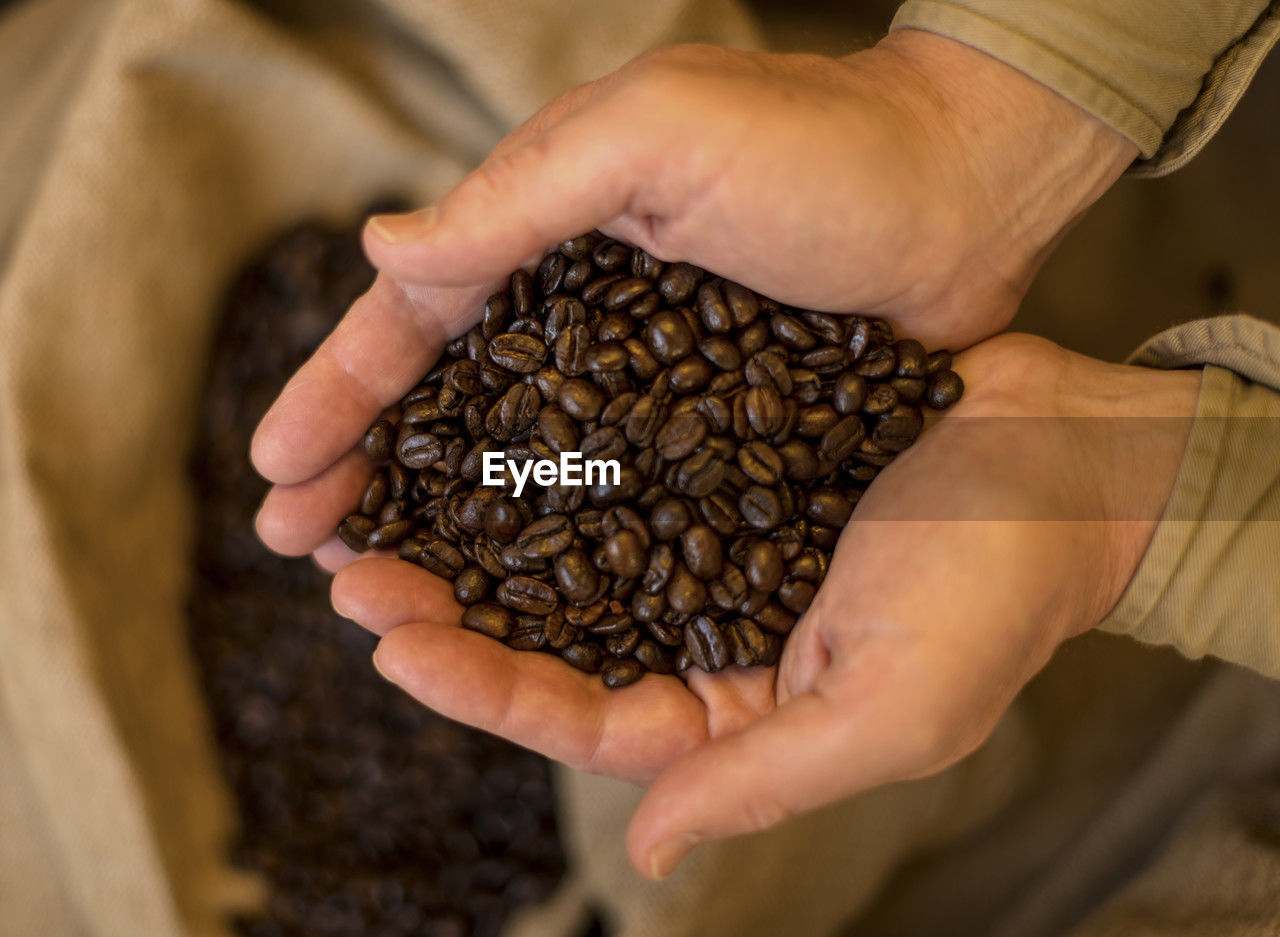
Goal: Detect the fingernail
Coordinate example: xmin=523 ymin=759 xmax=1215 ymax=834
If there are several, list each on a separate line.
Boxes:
xmin=371 ymin=650 xmax=397 ymax=685
xmin=366 ymin=206 xmax=437 ymax=244
xmin=647 ymin=833 xmax=702 ymax=880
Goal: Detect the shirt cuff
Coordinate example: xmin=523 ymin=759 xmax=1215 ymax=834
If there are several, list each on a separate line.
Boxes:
xmin=1099 ymin=316 xmax=1280 ymax=678
xmin=890 ymin=0 xmax=1280 ymax=174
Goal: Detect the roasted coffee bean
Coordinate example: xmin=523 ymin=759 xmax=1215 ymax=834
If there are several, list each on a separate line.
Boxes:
xmin=666 ymin=563 xmax=708 ymax=615
xmin=361 ymin=420 xmax=394 ymax=463
xmin=819 ymin=415 xmax=866 ymax=463
xmin=755 ymin=602 xmax=798 ymax=635
xmin=554 ymin=323 xmax=591 ymax=376
xmin=633 ymin=640 xmax=674 ymax=674
xmin=674 ymin=449 xmax=724 ymax=497
xmin=693 ymin=490 xmax=738 ymax=536
xmin=536 ymin=404 xmax=578 ymax=454
xmin=894 ymin=339 xmax=927 ymax=378
xmin=495 ymin=576 xmax=558 ymax=615
xmin=739 ymin=485 xmax=784 ymax=530
xmin=552 ymin=549 xmax=598 ymax=606
xmin=601 ymin=658 xmax=644 ymax=688
xmin=366 ymin=518 xmax=412 ymax=549
xmin=603 ymin=530 xmax=648 ymax=579
xmin=680 ymin=524 xmax=724 ymax=580
xmin=562 ymin=257 xmax=592 ymax=291
xmin=507 ymin=616 xmax=549 ymax=651
xmin=737 ymin=440 xmax=785 ymax=485
xmin=603 ymin=277 xmax=650 ymax=312
xmin=631 ymin=590 xmax=667 ymax=622
xmin=561 ymin=642 xmax=604 ymax=673
xmin=743 ymin=539 xmax=784 ymax=593
xmin=544 ymin=611 xmax=577 ymax=649
xmin=744 ymin=385 xmax=785 ymax=437
xmin=396 ymin=431 xmax=444 ymax=470
xmin=337 ymin=515 xmax=375 ymax=551
xmin=601 ymin=505 xmax=650 ymax=546
xmin=583 ymin=341 xmax=628 ymax=373
xmin=746 ymin=353 xmax=794 ymax=393
xmin=462 ymin=602 xmax=513 ymax=639
xmin=805 ymin=488 xmax=854 ymax=528
xmin=453 ymin=566 xmax=491 ymax=605
xmin=861 ymin=382 xmax=898 ymax=417
xmin=699 ymin=335 xmax=742 ymax=370
xmin=645 ymin=618 xmax=683 ymax=647
xmin=925 ymin=369 xmax=964 ymax=409
xmin=484 ymin=497 xmax=523 ymax=543
xmin=516 ymin=514 xmax=574 ymax=559
xmin=593 ymin=239 xmax=630 ymax=271
xmin=650 ymin=498 xmax=693 ymax=541
xmin=725 ymin=618 xmax=769 ymax=666
xmin=418 ymin=538 xmax=466 ymax=578
xmin=873 ymin=406 xmax=925 ymax=452
xmin=587 ymin=466 xmax=643 ymax=506
xmin=778 ymin=579 xmax=816 ymax=614
xmin=668 ymin=355 xmax=713 ymax=393
xmin=695 ymin=280 xmax=733 ymax=333
xmin=645 ymin=309 xmax=696 ymax=364
xmin=854 ymin=345 xmax=896 ymax=380
xmin=642 ymin=543 xmax=675 ymax=595
xmin=655 ymin=411 xmax=707 ymax=460
xmin=482 ymin=292 xmax=512 ymax=340
xmin=684 ymin=615 xmax=729 ymax=672
xmin=597 ymin=311 xmax=636 ymax=343
xmin=723 ymin=281 xmax=760 ymax=328
xmin=580 ymin=425 xmax=627 ymax=464
xmin=488 ymin=332 xmax=546 ymax=373
xmin=631 ymin=247 xmax=664 ymax=280
xmin=625 ymin=395 xmax=666 ymax=448
xmin=657 ymin=262 xmax=700 ymax=304
xmin=832 ymin=372 xmax=867 ymax=415
xmin=486 ymin=383 xmax=540 ymax=439
xmin=537 ymin=251 xmax=567 ymax=295
xmin=358 ymin=473 xmax=388 ymax=516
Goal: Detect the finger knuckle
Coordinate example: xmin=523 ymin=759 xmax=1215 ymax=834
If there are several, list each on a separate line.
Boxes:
xmin=741 ymin=793 xmax=794 ymax=834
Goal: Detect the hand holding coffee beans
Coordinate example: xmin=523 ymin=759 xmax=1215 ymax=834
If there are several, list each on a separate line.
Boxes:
xmin=336 ymin=232 xmax=963 ymax=687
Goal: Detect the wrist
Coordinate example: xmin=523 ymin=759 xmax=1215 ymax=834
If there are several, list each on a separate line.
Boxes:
xmin=1072 ymin=364 xmax=1201 ymax=636
xmin=859 ymin=30 xmax=1138 ymax=331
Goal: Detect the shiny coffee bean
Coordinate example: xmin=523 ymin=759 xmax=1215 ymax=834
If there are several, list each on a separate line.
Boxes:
xmin=684 ymin=615 xmax=729 ymax=672
xmin=495 ymin=576 xmax=558 ymax=615
xmin=601 ymin=658 xmax=644 ymax=688
xmin=462 ymin=602 xmax=513 ymax=639
xmin=680 ymin=524 xmax=724 ymax=580
xmin=925 ymin=369 xmax=964 ymax=409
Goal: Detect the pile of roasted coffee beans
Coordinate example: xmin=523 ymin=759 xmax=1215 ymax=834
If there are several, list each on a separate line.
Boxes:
xmin=190 ymin=211 xmax=564 ymax=937
xmin=340 ymin=232 xmax=963 ymax=689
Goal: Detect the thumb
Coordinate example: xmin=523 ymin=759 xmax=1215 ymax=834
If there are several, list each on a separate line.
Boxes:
xmin=363 ymin=107 xmax=654 ymax=287
xmin=626 ymin=634 xmax=959 ymax=880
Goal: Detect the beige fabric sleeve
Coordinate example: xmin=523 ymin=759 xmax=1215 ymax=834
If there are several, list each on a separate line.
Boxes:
xmin=1098 ymin=315 xmax=1280 ymax=677
xmin=889 ymin=0 xmax=1280 ymax=176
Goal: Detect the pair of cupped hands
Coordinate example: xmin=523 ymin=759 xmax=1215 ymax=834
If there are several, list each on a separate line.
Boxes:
xmin=251 ymin=31 xmax=1199 ymax=879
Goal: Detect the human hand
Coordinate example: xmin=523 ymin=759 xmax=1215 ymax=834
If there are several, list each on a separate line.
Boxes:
xmin=250 ymin=30 xmax=1137 ymax=540
xmin=322 ymin=333 xmax=1198 ymax=879
xmin=358 ymin=31 xmax=1136 ymax=353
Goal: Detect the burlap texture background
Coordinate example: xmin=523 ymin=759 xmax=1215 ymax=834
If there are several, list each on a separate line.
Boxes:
xmin=4 ymin=3 xmax=1280 ymax=937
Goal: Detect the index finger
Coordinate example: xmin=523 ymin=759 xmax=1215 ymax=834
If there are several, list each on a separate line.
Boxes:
xmin=250 ymin=274 xmax=492 ymax=485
